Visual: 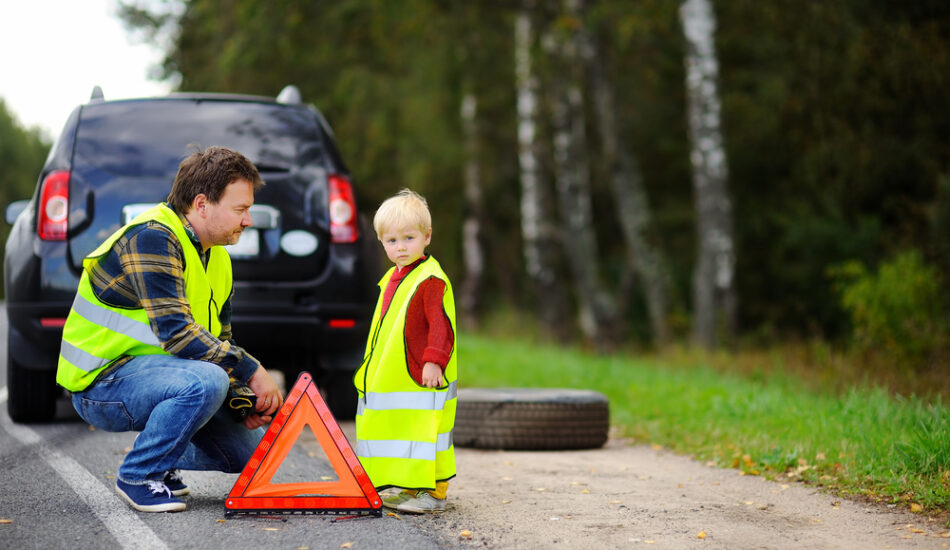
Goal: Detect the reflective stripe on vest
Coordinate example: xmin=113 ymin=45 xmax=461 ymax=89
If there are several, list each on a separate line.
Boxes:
xmin=56 ymin=203 xmax=231 ymax=392
xmin=356 ymin=380 xmax=458 ymax=415
xmin=354 ymin=256 xmax=458 ymax=489
xmin=354 ymin=431 xmax=454 ymax=460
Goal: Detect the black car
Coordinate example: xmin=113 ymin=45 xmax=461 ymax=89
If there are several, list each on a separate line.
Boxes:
xmin=4 ymin=85 xmax=380 ymax=422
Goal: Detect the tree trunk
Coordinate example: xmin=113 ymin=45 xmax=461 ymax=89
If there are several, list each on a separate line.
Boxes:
xmin=515 ymin=4 xmax=569 ymax=338
xmin=459 ymin=89 xmax=484 ymax=330
xmin=549 ymin=0 xmax=620 ymax=350
xmin=680 ymin=0 xmax=737 ymax=348
xmin=584 ymin=26 xmax=672 ymax=348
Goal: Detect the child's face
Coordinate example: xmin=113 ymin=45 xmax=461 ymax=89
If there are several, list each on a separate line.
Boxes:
xmin=380 ymin=225 xmax=431 ymax=268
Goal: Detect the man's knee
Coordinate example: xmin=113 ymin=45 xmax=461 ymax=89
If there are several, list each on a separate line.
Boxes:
xmin=176 ymin=362 xmax=229 ymax=408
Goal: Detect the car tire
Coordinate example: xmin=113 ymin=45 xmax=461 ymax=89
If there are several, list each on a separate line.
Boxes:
xmin=454 ymin=388 xmax=610 ymax=451
xmin=7 ymin=348 xmax=58 ymax=423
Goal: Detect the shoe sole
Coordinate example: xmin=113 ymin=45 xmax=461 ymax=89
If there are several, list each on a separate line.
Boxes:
xmin=396 ymin=503 xmax=445 ymax=514
xmin=169 ymin=487 xmax=190 ymax=497
xmin=115 ymin=485 xmax=186 ymax=513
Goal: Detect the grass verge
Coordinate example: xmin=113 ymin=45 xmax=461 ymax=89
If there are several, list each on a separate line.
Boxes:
xmin=460 ymin=332 xmax=950 ymax=512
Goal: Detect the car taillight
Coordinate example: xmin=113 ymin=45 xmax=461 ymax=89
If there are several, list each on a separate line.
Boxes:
xmin=328 ymin=174 xmax=358 ymax=243
xmin=38 ymin=170 xmax=70 ymax=241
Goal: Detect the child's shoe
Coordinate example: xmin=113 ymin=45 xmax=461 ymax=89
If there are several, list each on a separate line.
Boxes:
xmin=382 ymin=490 xmax=416 ymax=509
xmin=396 ymin=492 xmax=446 ymax=514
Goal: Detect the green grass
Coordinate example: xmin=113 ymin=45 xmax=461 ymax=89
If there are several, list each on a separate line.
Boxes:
xmin=459 ymin=332 xmax=950 ymax=512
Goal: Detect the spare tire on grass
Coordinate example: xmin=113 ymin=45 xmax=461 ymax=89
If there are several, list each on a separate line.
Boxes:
xmin=454 ymin=388 xmax=610 ymax=450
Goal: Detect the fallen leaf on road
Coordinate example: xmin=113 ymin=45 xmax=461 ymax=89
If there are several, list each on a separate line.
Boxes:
xmin=263 ymin=527 xmax=280 ymax=531
xmin=501 ymin=499 xmax=512 ymax=504
xmin=386 ymin=512 xmax=401 ymax=520
xmin=460 ymin=530 xmax=473 ymax=539
xmin=0 ymin=519 xmax=12 ymax=524
xmin=321 ymin=476 xmax=333 ymax=480
xmin=909 ymin=528 xmax=925 ymax=534
xmin=502 ymin=476 xmax=513 ymax=481
xmin=340 ymin=542 xmax=354 ymax=548
xmin=832 ymin=501 xmax=840 ymax=507
xmin=910 ymin=503 xmax=923 ymax=513
xmin=938 ymin=531 xmax=950 ymax=538
xmin=644 ymin=540 xmax=656 ymax=544
xmin=697 ymin=531 xmax=706 ymax=539
xmin=651 ymin=444 xmax=662 ymax=451
xmin=216 ymin=519 xmax=226 ymax=523
xmin=535 ymin=488 xmax=546 ymax=492
xmin=581 ymin=489 xmax=590 ymax=494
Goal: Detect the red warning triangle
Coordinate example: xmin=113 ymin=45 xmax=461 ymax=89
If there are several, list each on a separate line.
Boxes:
xmin=225 ymin=371 xmax=381 ymax=516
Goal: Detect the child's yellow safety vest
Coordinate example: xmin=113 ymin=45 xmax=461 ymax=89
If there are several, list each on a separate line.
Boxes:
xmin=354 ymin=255 xmax=458 ymax=490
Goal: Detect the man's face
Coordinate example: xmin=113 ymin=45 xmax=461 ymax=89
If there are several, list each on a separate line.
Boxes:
xmin=380 ymin=225 xmax=431 ymax=268
xmin=203 ymin=179 xmax=254 ymax=247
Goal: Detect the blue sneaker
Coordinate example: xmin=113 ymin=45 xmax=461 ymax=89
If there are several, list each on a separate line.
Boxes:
xmin=163 ymin=470 xmax=190 ymax=496
xmin=115 ymin=479 xmax=186 ymax=512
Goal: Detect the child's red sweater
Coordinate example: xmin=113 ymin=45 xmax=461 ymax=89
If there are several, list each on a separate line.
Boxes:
xmin=379 ymin=256 xmax=454 ymax=385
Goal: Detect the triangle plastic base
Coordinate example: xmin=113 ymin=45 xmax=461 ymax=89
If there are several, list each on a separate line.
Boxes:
xmin=225 ymin=372 xmax=381 ymax=517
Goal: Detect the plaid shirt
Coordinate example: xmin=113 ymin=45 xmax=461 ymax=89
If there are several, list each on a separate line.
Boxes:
xmin=86 ymin=209 xmax=261 ymax=382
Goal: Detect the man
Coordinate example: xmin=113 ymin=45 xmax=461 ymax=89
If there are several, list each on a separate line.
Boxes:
xmin=57 ymin=146 xmax=283 ymax=513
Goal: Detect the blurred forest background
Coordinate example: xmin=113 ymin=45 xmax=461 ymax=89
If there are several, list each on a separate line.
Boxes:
xmin=3 ymin=0 xmax=949 ymax=382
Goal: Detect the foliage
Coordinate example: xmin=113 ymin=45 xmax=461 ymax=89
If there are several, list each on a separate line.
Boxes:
xmin=461 ymin=331 xmax=950 ymax=511
xmin=0 ymin=99 xmax=51 ymax=297
xmin=830 ymin=250 xmax=946 ymax=367
xmin=118 ymin=0 xmax=950 ymax=347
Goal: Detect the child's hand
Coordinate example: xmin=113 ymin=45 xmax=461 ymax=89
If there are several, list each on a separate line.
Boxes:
xmin=421 ymin=362 xmax=444 ymax=388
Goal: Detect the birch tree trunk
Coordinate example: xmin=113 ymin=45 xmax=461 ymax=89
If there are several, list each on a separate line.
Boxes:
xmin=680 ymin=0 xmax=737 ymax=348
xmin=550 ymin=0 xmax=620 ymax=350
xmin=516 ymin=4 xmax=569 ymax=338
xmin=584 ymin=27 xmax=672 ymax=347
xmin=459 ymin=88 xmax=484 ymax=330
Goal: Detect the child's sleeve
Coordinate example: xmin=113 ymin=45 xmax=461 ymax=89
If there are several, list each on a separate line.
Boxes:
xmin=419 ymin=278 xmax=454 ymax=371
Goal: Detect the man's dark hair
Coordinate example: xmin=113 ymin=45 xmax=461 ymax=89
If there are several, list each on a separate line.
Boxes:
xmin=167 ymin=146 xmax=265 ymax=212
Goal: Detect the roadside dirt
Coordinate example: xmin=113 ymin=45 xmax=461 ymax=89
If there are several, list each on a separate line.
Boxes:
xmin=389 ymin=430 xmax=950 ymax=549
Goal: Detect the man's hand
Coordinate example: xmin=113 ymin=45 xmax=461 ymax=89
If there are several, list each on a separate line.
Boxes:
xmin=421 ymin=362 xmax=444 ymax=388
xmin=242 ymin=366 xmax=284 ymax=429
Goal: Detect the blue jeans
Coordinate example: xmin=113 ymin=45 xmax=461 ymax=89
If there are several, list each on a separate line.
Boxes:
xmin=72 ymin=354 xmax=265 ymax=485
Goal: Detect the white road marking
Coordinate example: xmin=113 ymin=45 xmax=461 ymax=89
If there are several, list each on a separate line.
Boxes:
xmin=0 ymin=387 xmax=168 ymax=550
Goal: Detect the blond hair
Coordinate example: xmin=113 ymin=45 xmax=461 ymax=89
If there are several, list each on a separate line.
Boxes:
xmin=373 ymin=188 xmax=432 ymax=238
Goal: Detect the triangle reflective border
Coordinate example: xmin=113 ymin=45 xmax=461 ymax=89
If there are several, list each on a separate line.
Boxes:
xmin=225 ymin=372 xmax=381 ymax=517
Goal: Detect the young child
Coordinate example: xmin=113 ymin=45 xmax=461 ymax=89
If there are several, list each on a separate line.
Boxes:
xmin=354 ymin=188 xmax=458 ymax=514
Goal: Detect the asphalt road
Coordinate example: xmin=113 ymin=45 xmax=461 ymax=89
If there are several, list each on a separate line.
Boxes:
xmin=0 ymin=303 xmax=440 ymax=550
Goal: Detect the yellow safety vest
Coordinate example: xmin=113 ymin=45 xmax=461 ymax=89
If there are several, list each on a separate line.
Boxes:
xmin=354 ymin=256 xmax=458 ymax=490
xmin=57 ymin=203 xmax=232 ymax=392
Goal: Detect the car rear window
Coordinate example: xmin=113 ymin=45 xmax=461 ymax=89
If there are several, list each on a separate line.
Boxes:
xmin=73 ymin=99 xmax=326 ymax=178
